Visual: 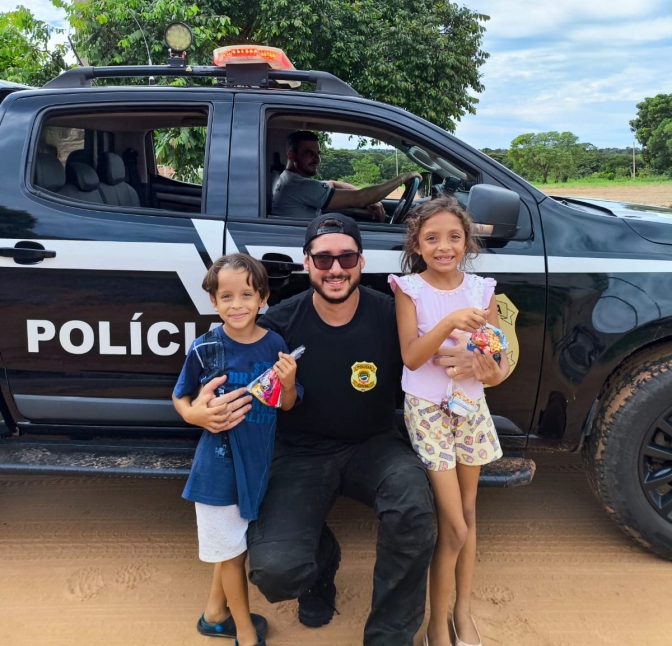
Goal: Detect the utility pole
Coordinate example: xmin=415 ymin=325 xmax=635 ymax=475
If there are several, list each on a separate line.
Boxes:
xmin=632 ymin=138 xmax=636 ymax=179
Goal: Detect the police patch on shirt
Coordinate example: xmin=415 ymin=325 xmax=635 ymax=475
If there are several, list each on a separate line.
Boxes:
xmin=351 ymin=361 xmax=377 ymax=392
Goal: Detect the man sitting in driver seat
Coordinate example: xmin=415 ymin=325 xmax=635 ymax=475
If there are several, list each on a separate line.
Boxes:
xmin=272 ymin=130 xmax=421 ymax=222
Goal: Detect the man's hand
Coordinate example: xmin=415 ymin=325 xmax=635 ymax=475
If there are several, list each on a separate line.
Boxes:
xmin=400 ymin=171 xmax=422 ymax=185
xmin=183 ymin=376 xmax=253 ymax=433
xmin=472 ymin=350 xmax=502 ymax=386
xmin=366 ymin=201 xmax=386 ymax=222
xmin=433 ymin=333 xmax=475 ymax=381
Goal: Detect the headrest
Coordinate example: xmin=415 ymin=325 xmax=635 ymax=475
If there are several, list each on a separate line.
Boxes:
xmin=66 ymin=148 xmax=95 ymax=168
xmin=35 ymin=153 xmax=65 ymax=192
xmin=98 ymin=152 xmax=126 ymax=186
xmin=66 ymin=161 xmax=100 ymax=192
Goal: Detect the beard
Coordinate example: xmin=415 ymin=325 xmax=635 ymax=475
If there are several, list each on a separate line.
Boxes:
xmin=310 ymin=272 xmax=361 ymax=304
xmin=298 ymin=164 xmax=318 ymax=177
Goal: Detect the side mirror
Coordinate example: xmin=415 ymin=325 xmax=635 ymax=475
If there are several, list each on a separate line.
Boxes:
xmin=467 ymin=184 xmax=520 ymax=239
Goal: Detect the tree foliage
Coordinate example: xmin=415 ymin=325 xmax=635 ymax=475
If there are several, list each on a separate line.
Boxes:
xmin=55 ymin=0 xmax=489 ymax=131
xmin=630 ymin=94 xmax=672 ymax=175
xmin=507 ymin=132 xmax=589 ymax=184
xmin=340 ymin=156 xmax=382 ymax=186
xmin=0 ymin=6 xmax=69 ymax=86
xmin=319 ymin=148 xmax=422 ymax=185
xmin=54 ymin=0 xmax=489 ymax=181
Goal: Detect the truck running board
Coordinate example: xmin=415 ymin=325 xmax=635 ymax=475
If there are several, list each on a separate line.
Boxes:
xmin=0 ymin=438 xmax=536 ymax=486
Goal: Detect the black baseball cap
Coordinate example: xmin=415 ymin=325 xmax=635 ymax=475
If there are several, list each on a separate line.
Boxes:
xmin=303 ymin=213 xmax=363 ymax=252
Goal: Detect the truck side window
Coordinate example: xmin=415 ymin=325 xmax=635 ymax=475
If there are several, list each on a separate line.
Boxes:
xmin=31 ymin=108 xmax=210 ymax=215
xmin=264 ymin=114 xmax=476 ymax=225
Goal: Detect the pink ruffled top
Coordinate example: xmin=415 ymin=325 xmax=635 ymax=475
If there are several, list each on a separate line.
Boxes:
xmin=388 ymin=272 xmax=496 ymax=406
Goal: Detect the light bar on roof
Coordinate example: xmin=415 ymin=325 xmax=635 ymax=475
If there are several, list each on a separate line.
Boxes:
xmin=213 ymin=45 xmax=295 ymax=71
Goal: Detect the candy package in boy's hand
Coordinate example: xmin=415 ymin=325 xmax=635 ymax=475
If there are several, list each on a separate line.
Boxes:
xmin=246 ymin=345 xmax=306 ymax=408
xmin=466 ymin=324 xmax=508 ymax=365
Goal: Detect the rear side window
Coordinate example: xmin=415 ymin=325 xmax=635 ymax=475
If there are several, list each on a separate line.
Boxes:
xmin=31 ymin=107 xmax=210 ymax=215
xmin=39 ymin=126 xmax=85 ymax=164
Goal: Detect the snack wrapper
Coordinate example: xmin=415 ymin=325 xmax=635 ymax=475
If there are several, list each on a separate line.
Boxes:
xmin=466 ymin=323 xmax=508 ymax=365
xmin=440 ymin=325 xmax=508 ymax=416
xmin=246 ymin=345 xmax=305 ymax=407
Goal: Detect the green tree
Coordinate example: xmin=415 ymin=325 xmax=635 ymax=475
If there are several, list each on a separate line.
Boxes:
xmin=379 ymin=151 xmax=422 ymax=180
xmin=481 ymin=148 xmax=513 ymax=170
xmin=55 ymin=0 xmax=489 ymax=131
xmin=0 ymin=6 xmax=69 ymax=86
xmin=318 ymin=149 xmax=355 ymax=182
xmin=508 ymin=131 xmax=587 ymax=183
xmin=340 ymin=155 xmax=382 ymax=186
xmin=55 ymin=0 xmax=489 ymax=181
xmin=630 ymin=94 xmax=672 ymax=175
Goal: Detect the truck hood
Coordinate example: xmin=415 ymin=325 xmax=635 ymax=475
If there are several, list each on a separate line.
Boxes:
xmin=551 ymin=195 xmax=672 ymax=245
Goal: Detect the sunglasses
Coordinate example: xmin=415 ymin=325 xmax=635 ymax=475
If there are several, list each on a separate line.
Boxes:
xmin=307 ymin=251 xmax=360 ymax=270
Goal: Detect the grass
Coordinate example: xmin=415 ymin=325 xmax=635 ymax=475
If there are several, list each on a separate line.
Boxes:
xmin=533 ymin=176 xmax=672 ymax=190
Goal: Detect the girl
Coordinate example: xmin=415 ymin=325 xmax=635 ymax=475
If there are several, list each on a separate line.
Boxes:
xmin=389 ymin=196 xmax=509 ymax=646
xmin=173 ymin=254 xmax=303 ymax=646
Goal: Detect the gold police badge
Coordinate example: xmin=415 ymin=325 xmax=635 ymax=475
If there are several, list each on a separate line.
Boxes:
xmin=351 ymin=361 xmax=377 ymax=392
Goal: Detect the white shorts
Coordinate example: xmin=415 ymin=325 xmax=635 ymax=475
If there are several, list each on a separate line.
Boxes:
xmin=195 ymin=502 xmax=249 ymax=563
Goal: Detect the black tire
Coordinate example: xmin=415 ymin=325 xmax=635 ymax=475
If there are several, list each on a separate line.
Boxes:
xmin=582 ymin=344 xmax=672 ymax=560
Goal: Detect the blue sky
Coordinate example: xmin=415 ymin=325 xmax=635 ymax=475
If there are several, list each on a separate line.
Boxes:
xmin=455 ymin=0 xmax=672 ymax=149
xmin=4 ymin=0 xmax=671 ymax=150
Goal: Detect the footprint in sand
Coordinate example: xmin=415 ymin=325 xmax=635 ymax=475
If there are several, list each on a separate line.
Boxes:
xmin=474 ymin=584 xmax=515 ymax=605
xmin=475 ymin=606 xmax=555 ymax=646
xmin=65 ymin=567 xmax=105 ymax=601
xmin=114 ymin=563 xmax=155 ymax=590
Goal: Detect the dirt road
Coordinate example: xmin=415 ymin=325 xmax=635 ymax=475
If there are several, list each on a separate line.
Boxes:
xmin=1 ymin=453 xmax=670 ymax=646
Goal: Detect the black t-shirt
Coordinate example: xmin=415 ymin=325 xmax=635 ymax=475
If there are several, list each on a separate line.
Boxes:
xmin=258 ymin=287 xmax=402 ymax=448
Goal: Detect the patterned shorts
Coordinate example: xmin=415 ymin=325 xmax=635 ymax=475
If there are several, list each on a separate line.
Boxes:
xmin=404 ymin=394 xmax=503 ymax=471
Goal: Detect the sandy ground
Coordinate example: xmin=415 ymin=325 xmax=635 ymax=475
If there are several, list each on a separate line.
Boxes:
xmin=2 ymin=182 xmax=671 ymax=645
xmin=538 ymin=184 xmax=672 ymax=209
xmin=1 ymin=453 xmax=671 ymax=646
xmin=388 ymin=183 xmax=672 ymax=207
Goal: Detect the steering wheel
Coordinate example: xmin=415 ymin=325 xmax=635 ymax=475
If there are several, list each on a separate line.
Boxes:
xmin=389 ymin=176 xmax=420 ymax=225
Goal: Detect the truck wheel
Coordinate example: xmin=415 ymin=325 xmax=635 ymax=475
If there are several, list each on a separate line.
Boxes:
xmin=582 ymin=345 xmax=672 ymax=560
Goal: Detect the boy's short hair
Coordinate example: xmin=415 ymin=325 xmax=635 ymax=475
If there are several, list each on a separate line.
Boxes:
xmin=202 ymin=253 xmax=270 ymax=300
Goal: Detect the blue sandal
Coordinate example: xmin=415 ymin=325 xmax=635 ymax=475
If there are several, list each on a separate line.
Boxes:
xmin=197 ymin=614 xmax=268 ymax=639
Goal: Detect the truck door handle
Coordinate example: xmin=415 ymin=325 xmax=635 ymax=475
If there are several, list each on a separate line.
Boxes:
xmin=260 ymin=253 xmax=303 ymax=279
xmin=1 ymin=242 xmax=57 ymax=265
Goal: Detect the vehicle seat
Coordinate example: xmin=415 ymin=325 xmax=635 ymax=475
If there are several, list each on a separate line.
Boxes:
xmin=34 ymin=153 xmax=67 ymax=194
xmin=98 ymin=152 xmax=140 ymax=207
xmin=61 ymin=161 xmax=104 ymax=204
xmin=66 ymin=148 xmax=96 ymax=168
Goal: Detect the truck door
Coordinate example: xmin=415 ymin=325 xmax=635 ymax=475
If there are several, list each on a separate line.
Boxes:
xmin=0 ymin=91 xmax=232 ymax=430
xmin=225 ymin=94 xmax=546 ymax=442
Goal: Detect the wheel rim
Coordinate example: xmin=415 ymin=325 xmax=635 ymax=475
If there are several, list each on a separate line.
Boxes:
xmin=639 ymin=407 xmax=672 ymax=522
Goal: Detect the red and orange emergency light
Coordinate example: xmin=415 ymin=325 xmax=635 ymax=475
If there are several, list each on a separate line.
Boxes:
xmin=213 ymin=45 xmax=295 ymax=71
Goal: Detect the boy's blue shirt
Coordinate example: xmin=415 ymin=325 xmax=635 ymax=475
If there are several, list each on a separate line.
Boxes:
xmin=174 ymin=325 xmax=303 ymax=520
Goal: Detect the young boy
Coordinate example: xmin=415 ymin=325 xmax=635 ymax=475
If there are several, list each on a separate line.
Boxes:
xmin=173 ymin=254 xmax=302 ymax=646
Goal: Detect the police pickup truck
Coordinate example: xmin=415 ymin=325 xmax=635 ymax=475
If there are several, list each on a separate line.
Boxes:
xmin=1 ymin=31 xmax=671 ymax=560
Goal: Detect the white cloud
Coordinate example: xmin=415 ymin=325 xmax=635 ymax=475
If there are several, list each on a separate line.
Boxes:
xmin=0 ymin=0 xmax=68 ymax=28
xmin=453 ymin=0 xmax=672 ymax=147
xmin=466 ymin=0 xmax=666 ymax=39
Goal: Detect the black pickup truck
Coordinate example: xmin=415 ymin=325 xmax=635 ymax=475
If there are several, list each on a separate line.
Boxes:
xmin=1 ymin=49 xmax=671 ymax=559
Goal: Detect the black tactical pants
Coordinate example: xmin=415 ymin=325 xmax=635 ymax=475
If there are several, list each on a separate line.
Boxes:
xmin=248 ymin=431 xmax=435 ymax=646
